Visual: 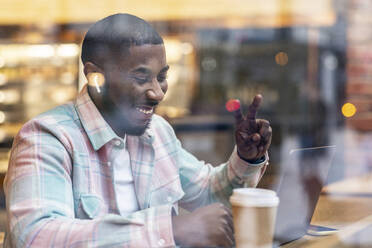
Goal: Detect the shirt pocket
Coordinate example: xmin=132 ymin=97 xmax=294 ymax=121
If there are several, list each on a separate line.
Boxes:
xmin=149 ymin=176 xmax=185 ymax=209
xmin=77 ymin=194 xmax=104 ymax=219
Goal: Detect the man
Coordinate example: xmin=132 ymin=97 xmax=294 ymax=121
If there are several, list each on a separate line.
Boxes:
xmin=4 ymin=13 xmax=272 ymax=247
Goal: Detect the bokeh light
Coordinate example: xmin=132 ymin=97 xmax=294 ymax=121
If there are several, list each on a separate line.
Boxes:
xmin=202 ymin=57 xmax=217 ymax=71
xmin=0 ymin=57 xmax=4 ymax=68
xmin=181 ymin=42 xmax=193 ymax=55
xmin=0 ymin=74 xmax=7 ymax=86
xmin=342 ymin=103 xmax=357 ymax=117
xmin=56 ymin=44 xmax=79 ymax=57
xmin=275 ymin=52 xmax=289 ymax=66
xmin=0 ymin=111 xmax=6 ymax=124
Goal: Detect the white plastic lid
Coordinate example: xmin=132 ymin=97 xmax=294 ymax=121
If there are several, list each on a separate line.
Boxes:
xmin=230 ymin=188 xmax=279 ymax=207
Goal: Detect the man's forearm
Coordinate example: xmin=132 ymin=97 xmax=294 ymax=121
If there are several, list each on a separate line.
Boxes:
xmin=6 ymin=205 xmax=175 ymax=247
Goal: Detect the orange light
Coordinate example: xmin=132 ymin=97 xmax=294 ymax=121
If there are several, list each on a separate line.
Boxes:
xmin=275 ymin=52 xmax=288 ymax=66
xmin=342 ymin=103 xmax=356 ymax=118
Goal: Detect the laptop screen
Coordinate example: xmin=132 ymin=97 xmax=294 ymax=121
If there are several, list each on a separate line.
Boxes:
xmin=273 ymin=145 xmax=336 ymax=246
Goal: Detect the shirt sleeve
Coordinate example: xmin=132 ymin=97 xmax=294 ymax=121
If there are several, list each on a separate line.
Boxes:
xmin=4 ymin=120 xmax=176 ymax=248
xmin=157 ymin=117 xmax=268 ymax=212
xmin=228 ymin=146 xmax=269 ymax=187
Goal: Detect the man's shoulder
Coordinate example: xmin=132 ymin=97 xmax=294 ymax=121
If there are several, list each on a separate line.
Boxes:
xmin=151 ymin=114 xmax=169 ymax=125
xmin=20 ymin=102 xmax=81 ymax=135
xmin=149 ymin=114 xmax=179 ymax=145
xmin=151 ymin=114 xmax=174 ymax=133
xmin=35 ymin=102 xmax=78 ymax=123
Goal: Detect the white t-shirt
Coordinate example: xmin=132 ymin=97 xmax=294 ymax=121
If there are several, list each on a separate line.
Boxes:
xmin=114 ymin=135 xmax=139 ymax=215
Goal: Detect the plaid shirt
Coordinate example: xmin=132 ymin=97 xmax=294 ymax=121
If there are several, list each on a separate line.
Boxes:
xmin=4 ymin=85 xmax=267 ymax=248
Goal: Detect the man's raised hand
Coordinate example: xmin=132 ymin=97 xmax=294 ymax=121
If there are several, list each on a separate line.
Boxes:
xmin=230 ymin=95 xmax=272 ymax=162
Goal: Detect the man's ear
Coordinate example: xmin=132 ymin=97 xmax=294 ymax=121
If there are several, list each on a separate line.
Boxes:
xmin=83 ymin=62 xmax=103 ymax=77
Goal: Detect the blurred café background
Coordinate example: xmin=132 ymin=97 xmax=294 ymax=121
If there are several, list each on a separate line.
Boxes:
xmin=0 ymin=0 xmax=371 ymax=235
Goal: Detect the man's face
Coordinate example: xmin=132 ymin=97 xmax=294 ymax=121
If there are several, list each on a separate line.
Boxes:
xmin=100 ymin=44 xmax=169 ymax=136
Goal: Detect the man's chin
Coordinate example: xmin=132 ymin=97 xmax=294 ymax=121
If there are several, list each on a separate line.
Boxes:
xmin=109 ymin=110 xmax=152 ymax=136
xmin=127 ymin=128 xmax=147 ymax=136
xmin=124 ymin=121 xmax=151 ymax=136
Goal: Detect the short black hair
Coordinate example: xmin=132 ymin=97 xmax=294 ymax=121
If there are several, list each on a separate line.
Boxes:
xmin=81 ymin=13 xmax=163 ymax=67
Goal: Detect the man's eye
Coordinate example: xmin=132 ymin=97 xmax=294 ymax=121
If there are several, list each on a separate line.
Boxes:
xmin=133 ymin=76 xmax=148 ymax=83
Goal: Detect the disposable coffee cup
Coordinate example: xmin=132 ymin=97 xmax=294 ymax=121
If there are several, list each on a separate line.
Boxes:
xmin=230 ymin=188 xmax=279 ymax=248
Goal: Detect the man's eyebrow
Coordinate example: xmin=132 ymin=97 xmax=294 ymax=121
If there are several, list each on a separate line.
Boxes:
xmin=131 ymin=65 xmax=169 ymax=74
xmin=131 ymin=67 xmax=151 ymax=74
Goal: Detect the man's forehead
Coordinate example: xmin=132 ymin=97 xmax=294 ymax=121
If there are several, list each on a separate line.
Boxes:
xmin=119 ymin=44 xmax=167 ymax=70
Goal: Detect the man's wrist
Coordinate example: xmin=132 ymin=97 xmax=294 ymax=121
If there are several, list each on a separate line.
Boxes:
xmin=237 ymin=150 xmax=269 ymax=166
xmin=237 ymin=150 xmax=267 ymax=164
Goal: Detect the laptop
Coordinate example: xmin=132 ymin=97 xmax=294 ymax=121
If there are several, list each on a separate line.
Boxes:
xmin=272 ymin=145 xmax=337 ymax=246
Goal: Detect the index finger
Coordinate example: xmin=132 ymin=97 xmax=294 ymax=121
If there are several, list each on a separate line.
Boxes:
xmin=226 ymin=99 xmax=244 ymax=124
xmin=233 ymin=108 xmax=244 ymax=125
xmin=246 ymin=94 xmax=263 ymax=121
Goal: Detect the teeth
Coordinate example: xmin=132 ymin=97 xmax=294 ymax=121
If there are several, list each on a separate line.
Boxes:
xmin=137 ymin=108 xmax=153 ymax=114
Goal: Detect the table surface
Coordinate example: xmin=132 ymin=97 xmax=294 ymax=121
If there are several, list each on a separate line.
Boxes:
xmin=282 ymin=173 xmax=372 ymax=247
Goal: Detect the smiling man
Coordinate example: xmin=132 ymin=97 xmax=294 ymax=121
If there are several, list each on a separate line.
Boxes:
xmin=4 ymin=14 xmax=272 ymax=247
xmin=84 ymin=45 xmax=169 ymax=137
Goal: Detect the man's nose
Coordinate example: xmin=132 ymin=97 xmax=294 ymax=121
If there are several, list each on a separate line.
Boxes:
xmin=146 ymin=80 xmax=166 ymax=102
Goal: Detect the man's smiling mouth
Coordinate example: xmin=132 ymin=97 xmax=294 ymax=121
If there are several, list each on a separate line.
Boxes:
xmin=136 ymin=107 xmax=154 ymax=115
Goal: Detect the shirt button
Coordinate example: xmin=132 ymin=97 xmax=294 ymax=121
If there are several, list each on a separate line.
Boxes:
xmin=167 ymin=196 xmax=172 ymax=202
xmin=115 ymin=140 xmax=121 ymax=147
xmin=158 ymin=239 xmax=165 ymax=246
